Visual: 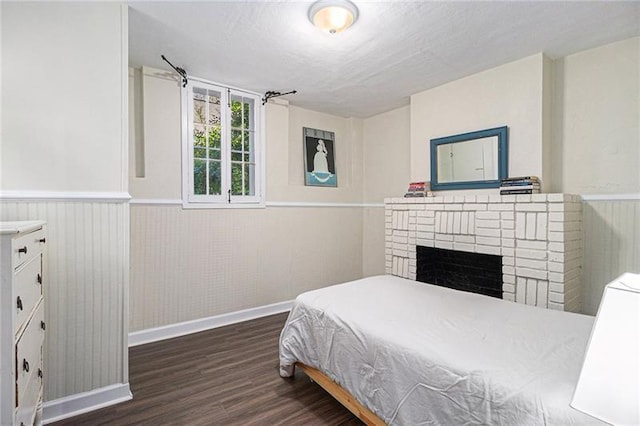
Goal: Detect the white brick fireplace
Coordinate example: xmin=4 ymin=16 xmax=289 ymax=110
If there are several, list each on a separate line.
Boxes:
xmin=385 ymin=194 xmax=583 ymax=312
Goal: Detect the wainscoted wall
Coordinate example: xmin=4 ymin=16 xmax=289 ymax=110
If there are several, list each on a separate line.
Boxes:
xmin=1 ymin=2 xmax=130 ymax=419
xmin=129 ymin=204 xmax=363 ymax=331
xmin=582 ymin=199 xmax=640 ymax=315
xmin=0 ymin=200 xmax=129 ymax=401
xmin=129 ymin=69 xmax=370 ymax=333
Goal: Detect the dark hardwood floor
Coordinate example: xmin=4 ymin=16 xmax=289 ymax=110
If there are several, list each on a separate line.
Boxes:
xmin=52 ymin=313 xmax=362 ymax=425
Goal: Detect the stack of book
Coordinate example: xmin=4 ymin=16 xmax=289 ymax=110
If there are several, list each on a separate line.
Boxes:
xmin=500 ymin=176 xmax=541 ymax=195
xmin=404 ymin=181 xmax=431 ymax=197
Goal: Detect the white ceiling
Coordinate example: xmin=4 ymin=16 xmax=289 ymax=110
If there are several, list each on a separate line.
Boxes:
xmin=128 ymin=1 xmax=640 ymax=118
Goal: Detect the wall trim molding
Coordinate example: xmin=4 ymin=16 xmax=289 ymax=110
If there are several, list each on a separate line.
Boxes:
xmin=128 ymin=300 xmax=294 ymax=347
xmin=11 ymin=193 xmax=635 ymax=205
xmin=129 ymin=198 xmax=183 ymax=205
xmin=581 ymin=193 xmax=640 ymax=201
xmin=42 ymin=383 xmax=132 ymax=424
xmin=15 ymin=193 xmax=638 ymax=205
xmin=0 ymin=191 xmax=132 ymax=202
xmin=267 ymin=201 xmax=384 ymax=208
xmin=129 ymin=199 xmax=386 ymax=208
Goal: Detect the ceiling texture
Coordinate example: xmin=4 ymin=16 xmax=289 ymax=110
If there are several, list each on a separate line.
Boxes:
xmin=128 ymin=1 xmax=640 ymax=118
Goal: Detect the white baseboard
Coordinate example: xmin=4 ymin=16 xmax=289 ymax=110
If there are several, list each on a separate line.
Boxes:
xmin=128 ymin=300 xmax=294 ymax=347
xmin=43 ymin=383 xmax=132 ymax=424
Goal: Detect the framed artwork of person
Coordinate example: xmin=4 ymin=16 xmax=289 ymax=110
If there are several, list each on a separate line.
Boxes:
xmin=303 ymin=127 xmax=337 ymax=187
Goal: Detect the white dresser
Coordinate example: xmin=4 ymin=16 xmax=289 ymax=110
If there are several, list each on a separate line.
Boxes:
xmin=0 ymin=221 xmax=46 ymax=426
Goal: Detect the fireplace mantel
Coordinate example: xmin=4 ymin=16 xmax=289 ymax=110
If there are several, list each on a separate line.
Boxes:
xmin=385 ymin=193 xmax=582 ymax=312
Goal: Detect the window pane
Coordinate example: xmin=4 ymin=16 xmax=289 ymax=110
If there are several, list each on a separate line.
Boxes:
xmin=243 ymin=102 xmax=251 ymax=130
xmin=209 ymin=149 xmax=221 ymax=160
xmin=209 ymin=160 xmax=221 ymax=195
xmin=244 ymin=164 xmax=254 ymax=196
xmin=231 ymin=163 xmax=243 ymax=195
xmin=208 ymin=126 xmax=221 ymax=149
xmin=243 ymin=130 xmax=251 ymax=151
xmin=194 ymin=159 xmax=206 ymax=195
xmin=244 ymin=153 xmax=250 ymax=162
xmin=194 ymin=125 xmax=206 ymax=147
xmin=231 ymin=99 xmax=242 ymax=128
xmin=193 ymin=88 xmax=207 ymax=124
xmin=194 ymin=100 xmax=205 ymax=124
xmin=231 ymin=129 xmax=242 ymax=151
xmin=208 ymin=93 xmax=221 ymax=126
xmin=194 ymin=147 xmax=206 ymax=159
xmin=231 ymin=151 xmax=242 ymax=162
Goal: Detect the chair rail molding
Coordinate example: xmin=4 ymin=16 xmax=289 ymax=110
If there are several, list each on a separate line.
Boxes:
xmin=0 ymin=191 xmax=132 ymax=202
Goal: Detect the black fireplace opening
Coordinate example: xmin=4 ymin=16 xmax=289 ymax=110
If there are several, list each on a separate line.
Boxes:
xmin=416 ymin=246 xmax=503 ymax=299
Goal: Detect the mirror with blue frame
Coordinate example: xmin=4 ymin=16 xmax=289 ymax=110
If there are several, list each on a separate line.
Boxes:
xmin=430 ymin=126 xmax=508 ymax=190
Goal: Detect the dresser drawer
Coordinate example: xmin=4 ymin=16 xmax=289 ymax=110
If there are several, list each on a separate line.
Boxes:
xmin=14 ymin=370 xmax=41 ymax=426
xmin=16 ymin=301 xmax=44 ymax=407
xmin=14 ymin=257 xmax=43 ymax=336
xmin=13 ymin=228 xmax=45 ymax=270
xmin=1 ymin=221 xmax=46 ymax=425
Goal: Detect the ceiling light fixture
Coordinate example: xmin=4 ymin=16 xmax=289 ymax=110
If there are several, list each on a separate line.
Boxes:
xmin=308 ymin=0 xmax=359 ymax=34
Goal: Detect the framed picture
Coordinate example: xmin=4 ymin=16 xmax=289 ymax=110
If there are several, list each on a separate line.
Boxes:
xmin=303 ymin=127 xmax=337 ymax=187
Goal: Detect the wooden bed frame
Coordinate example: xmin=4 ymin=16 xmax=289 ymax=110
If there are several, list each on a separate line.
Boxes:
xmin=296 ymin=362 xmax=386 ymax=426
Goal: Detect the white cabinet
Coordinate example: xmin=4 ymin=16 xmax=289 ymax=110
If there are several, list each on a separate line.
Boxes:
xmin=0 ymin=221 xmax=46 ymax=426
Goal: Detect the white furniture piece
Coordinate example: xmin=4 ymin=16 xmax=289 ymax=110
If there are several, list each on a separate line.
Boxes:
xmin=0 ymin=221 xmax=47 ymax=426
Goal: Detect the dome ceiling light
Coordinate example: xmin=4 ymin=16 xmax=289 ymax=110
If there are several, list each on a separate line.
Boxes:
xmin=308 ymin=0 xmax=359 ymax=34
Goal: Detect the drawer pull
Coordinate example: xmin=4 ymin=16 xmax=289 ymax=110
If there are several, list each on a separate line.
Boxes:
xmin=18 ymin=246 xmax=28 ymax=254
xmin=39 ymin=237 xmax=46 ymax=243
xmin=38 ymin=368 xmax=43 ymax=379
xmin=41 ymin=321 xmax=46 ymax=330
xmin=16 ymin=296 xmax=23 ymax=311
xmin=37 ymin=273 xmax=42 ymax=284
xmin=22 ymin=358 xmax=29 ymax=373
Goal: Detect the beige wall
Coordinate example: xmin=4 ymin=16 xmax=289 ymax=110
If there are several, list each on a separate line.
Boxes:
xmin=129 ymin=67 xmax=182 ymax=199
xmin=363 ymin=106 xmax=411 ymax=203
xmin=129 ymin=69 xmax=368 ymax=331
xmin=362 ymin=106 xmax=411 ymax=276
xmin=410 ymin=54 xmax=549 ymax=190
xmin=552 ymin=37 xmax=640 ymax=313
xmin=0 ymin=1 xmax=129 ymax=407
xmin=1 ymin=2 xmax=127 ymax=193
xmin=130 ymin=205 xmax=363 ymax=330
xmin=551 ymin=37 xmax=639 ymax=194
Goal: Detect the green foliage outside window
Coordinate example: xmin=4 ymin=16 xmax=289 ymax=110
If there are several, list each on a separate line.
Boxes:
xmin=190 ymin=87 xmax=256 ymax=199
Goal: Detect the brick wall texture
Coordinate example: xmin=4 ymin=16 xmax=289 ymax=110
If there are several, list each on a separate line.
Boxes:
xmin=385 ymin=194 xmax=583 ymax=312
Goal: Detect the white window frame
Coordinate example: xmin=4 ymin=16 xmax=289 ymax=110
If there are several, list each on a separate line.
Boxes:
xmin=181 ymin=77 xmax=265 ymax=209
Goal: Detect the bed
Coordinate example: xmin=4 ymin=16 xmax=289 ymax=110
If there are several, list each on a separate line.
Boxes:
xmin=279 ymin=275 xmax=603 ymax=425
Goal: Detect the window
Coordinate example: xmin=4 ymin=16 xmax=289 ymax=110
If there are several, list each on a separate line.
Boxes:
xmin=182 ymin=79 xmax=263 ymax=207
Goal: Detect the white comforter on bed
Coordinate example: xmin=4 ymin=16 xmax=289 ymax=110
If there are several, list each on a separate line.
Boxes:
xmin=279 ymin=275 xmax=602 ymax=425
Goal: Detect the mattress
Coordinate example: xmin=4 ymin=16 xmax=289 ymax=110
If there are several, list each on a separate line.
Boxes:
xmin=279 ymin=275 xmax=602 ymax=425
